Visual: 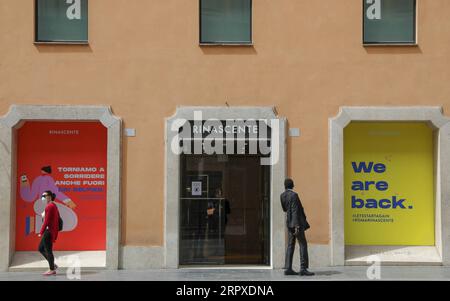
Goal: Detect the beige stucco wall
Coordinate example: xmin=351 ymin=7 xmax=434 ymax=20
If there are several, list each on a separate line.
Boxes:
xmin=1 ymin=0 xmax=450 ymax=247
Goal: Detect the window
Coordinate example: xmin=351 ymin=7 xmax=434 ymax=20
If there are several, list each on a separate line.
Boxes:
xmin=363 ymin=0 xmax=416 ymax=45
xmin=35 ymin=0 xmax=88 ymax=43
xmin=200 ymin=0 xmax=252 ymax=45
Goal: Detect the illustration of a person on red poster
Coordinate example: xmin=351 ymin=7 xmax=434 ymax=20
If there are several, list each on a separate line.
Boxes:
xmin=20 ymin=165 xmax=78 ymax=234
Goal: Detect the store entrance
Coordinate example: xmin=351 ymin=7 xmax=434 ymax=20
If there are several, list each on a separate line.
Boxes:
xmin=179 ymin=154 xmax=270 ymax=266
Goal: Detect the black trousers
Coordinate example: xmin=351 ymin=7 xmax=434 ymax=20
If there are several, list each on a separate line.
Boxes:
xmin=38 ymin=230 xmax=55 ymax=270
xmin=284 ymin=227 xmax=309 ymax=271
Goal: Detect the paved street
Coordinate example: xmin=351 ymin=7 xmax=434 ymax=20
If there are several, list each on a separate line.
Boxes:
xmin=0 ymin=266 xmax=450 ymax=281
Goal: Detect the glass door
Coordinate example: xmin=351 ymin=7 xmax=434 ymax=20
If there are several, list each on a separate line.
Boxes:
xmin=179 ymin=154 xmax=270 ymax=266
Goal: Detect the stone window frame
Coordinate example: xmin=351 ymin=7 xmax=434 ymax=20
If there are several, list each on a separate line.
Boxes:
xmin=0 ymin=105 xmax=121 ymax=271
xmin=329 ymin=106 xmax=450 ymax=265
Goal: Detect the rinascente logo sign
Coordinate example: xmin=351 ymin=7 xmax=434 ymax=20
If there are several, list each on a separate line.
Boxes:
xmin=170 ymin=111 xmax=280 ymax=166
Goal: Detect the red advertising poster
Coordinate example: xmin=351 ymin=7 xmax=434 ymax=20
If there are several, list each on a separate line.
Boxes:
xmin=15 ymin=121 xmax=107 ymax=251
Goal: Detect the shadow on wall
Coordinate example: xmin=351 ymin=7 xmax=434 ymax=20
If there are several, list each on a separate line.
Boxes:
xmin=199 ymin=45 xmax=257 ymax=55
xmin=34 ymin=44 xmax=93 ymax=54
xmin=364 ymin=45 xmax=422 ymax=55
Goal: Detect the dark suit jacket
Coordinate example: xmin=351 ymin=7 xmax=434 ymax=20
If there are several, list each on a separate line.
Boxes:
xmin=280 ymin=189 xmax=310 ymax=231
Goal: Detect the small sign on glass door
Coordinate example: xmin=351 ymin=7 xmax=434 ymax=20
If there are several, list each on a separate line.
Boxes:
xmin=191 ymin=181 xmax=202 ymax=196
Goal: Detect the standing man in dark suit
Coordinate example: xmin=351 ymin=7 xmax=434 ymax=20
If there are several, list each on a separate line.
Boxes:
xmin=280 ymin=178 xmax=314 ymax=276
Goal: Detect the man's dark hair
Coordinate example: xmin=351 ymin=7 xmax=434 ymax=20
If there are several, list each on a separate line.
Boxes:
xmin=284 ymin=178 xmax=294 ymax=190
xmin=44 ymin=190 xmax=56 ymax=201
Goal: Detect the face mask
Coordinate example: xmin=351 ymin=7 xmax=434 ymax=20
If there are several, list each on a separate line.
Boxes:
xmin=41 ymin=196 xmax=47 ymax=203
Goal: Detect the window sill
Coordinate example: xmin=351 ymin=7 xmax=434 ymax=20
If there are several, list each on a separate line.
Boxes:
xmin=199 ymin=43 xmax=253 ymax=47
xmin=363 ymin=43 xmax=418 ymax=47
xmin=34 ymin=41 xmax=89 ymax=45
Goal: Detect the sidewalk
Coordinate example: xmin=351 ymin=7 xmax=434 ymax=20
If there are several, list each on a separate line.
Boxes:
xmin=1 ymin=266 xmax=450 ymax=281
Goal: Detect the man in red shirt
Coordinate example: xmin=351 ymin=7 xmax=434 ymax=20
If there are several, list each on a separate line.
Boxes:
xmin=38 ymin=190 xmax=60 ymax=276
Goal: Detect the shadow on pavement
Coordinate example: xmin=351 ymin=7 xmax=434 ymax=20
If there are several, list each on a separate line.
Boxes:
xmin=313 ymin=271 xmax=342 ymax=276
xmin=55 ymin=270 xmax=100 ymax=277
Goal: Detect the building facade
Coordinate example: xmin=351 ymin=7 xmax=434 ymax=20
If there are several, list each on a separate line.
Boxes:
xmin=1 ymin=0 xmax=450 ymax=271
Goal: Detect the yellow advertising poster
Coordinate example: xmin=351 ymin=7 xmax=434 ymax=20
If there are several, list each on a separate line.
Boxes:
xmin=344 ymin=122 xmax=435 ymax=245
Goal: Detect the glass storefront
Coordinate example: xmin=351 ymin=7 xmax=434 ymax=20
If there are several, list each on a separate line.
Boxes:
xmin=179 ymin=154 xmax=270 ymax=266
xmin=344 ymin=122 xmax=435 ymax=246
